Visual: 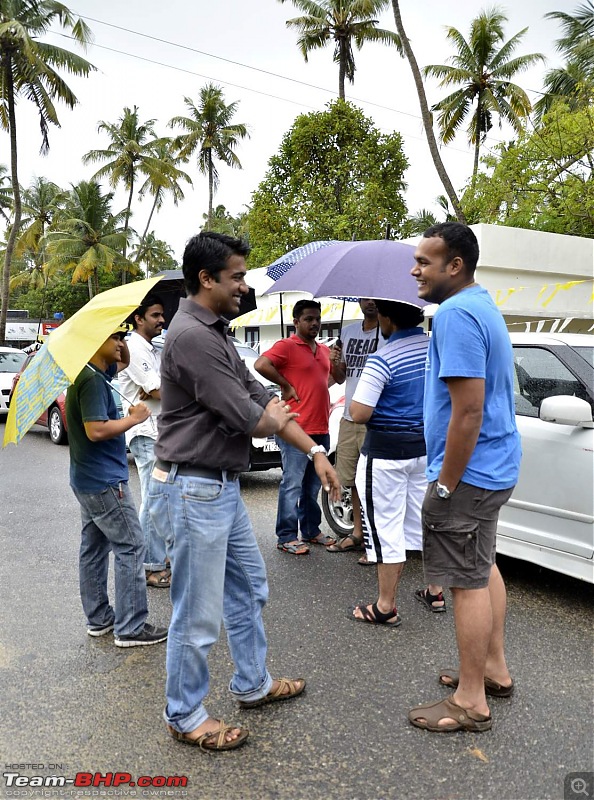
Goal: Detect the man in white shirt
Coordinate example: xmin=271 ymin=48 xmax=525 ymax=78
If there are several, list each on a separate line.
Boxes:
xmin=119 ymin=293 xmax=169 ymax=588
xmin=327 ymin=299 xmax=381 ymax=559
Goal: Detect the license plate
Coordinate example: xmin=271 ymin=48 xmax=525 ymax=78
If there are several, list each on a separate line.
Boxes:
xmin=263 ymin=441 xmax=280 ymax=452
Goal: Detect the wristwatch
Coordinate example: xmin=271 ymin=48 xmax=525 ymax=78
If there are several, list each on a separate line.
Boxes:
xmin=436 ymin=482 xmax=452 ymax=499
xmin=307 ymin=444 xmax=328 ymax=461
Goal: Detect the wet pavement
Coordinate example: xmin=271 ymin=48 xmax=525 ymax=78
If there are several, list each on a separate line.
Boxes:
xmin=1 ymin=424 xmax=593 ymax=800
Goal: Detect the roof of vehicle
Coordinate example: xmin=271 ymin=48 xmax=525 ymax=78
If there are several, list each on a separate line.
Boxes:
xmin=508 ymin=332 xmax=593 ymax=347
xmin=0 ymin=345 xmax=26 ymax=353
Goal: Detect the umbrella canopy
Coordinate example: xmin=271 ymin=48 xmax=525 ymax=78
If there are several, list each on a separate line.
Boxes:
xmin=3 ymin=277 xmax=162 ymax=447
xmin=154 ymin=269 xmax=257 ymax=326
xmin=264 ymin=239 xmax=427 ymax=308
xmin=265 ymin=240 xmax=341 ymax=281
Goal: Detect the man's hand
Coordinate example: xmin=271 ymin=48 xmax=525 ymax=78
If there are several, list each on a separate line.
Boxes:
xmin=281 ymin=384 xmax=300 ymax=403
xmin=313 ymin=454 xmax=341 ymax=501
xmin=266 ymin=396 xmax=298 ymax=431
xmin=128 ymin=402 xmax=151 ymax=425
xmin=329 ymin=343 xmax=342 ymax=365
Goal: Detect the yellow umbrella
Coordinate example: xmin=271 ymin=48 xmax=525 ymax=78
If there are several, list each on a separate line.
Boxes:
xmin=3 ymin=277 xmax=162 ymax=447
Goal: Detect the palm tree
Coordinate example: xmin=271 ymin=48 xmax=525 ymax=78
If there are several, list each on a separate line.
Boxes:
xmin=390 ymin=1 xmax=465 ymax=221
xmin=82 ymin=106 xmax=159 ymax=277
xmin=424 ymin=7 xmax=545 ymax=181
xmin=135 ymin=137 xmax=192 ymax=264
xmin=45 ymin=181 xmax=132 ymax=299
xmin=169 ymin=83 xmax=249 ymax=228
xmin=0 ymin=0 xmax=95 ymax=344
xmin=534 ymin=2 xmax=594 ymax=121
xmin=0 ymin=164 xmax=12 ymax=225
xmin=130 ymin=232 xmax=177 ymax=276
xmin=280 ymin=0 xmax=401 ymax=99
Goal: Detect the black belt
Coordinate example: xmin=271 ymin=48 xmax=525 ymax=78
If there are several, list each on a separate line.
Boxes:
xmin=155 ymin=459 xmax=240 ymax=481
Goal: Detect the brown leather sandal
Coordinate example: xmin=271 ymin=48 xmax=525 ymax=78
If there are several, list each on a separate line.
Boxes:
xmin=439 ymin=669 xmax=514 ymax=698
xmin=408 ymin=695 xmax=492 ymax=732
xmin=145 ymin=568 xmax=171 ymax=588
xmin=167 ymin=720 xmax=249 ymax=751
xmin=238 ymin=677 xmax=306 ymax=709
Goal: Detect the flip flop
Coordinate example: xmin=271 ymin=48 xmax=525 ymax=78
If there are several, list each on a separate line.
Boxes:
xmin=238 ymin=677 xmax=306 ymax=709
xmin=357 ymin=556 xmax=375 ymax=566
xmin=277 ymin=541 xmax=309 ymax=555
xmin=439 ymin=669 xmax=515 ymax=698
xmin=351 ymin=602 xmax=401 ymax=627
xmin=408 ymin=695 xmax=492 ymax=732
xmin=305 ymin=533 xmax=335 ymax=546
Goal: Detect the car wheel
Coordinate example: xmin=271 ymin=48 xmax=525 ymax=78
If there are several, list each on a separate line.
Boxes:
xmin=321 ymin=484 xmax=354 ymax=537
xmin=49 ymin=405 xmax=68 ymax=445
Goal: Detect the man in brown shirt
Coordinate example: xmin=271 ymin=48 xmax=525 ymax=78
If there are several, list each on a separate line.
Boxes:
xmin=149 ymin=231 xmax=340 ymax=752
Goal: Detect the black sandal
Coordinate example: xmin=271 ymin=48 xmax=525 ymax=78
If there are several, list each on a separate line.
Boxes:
xmin=326 ymin=533 xmax=364 ymax=553
xmin=351 ymin=602 xmax=402 ymax=627
xmin=415 ymin=588 xmax=446 ymax=613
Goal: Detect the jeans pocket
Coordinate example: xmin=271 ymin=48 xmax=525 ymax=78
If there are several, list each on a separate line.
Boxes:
xmin=424 ymin=511 xmax=479 ymax=570
xmin=182 ymin=477 xmax=224 ymax=503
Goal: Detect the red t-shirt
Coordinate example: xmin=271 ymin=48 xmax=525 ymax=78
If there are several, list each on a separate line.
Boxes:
xmin=262 ymin=335 xmax=330 ymax=434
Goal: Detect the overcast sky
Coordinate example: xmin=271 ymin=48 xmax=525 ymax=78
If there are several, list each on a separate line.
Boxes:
xmin=0 ymin=0 xmax=571 ymax=260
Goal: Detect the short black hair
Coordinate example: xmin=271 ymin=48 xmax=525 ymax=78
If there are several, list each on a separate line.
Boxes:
xmin=292 ymin=299 xmax=321 ymax=320
xmin=375 ymin=299 xmax=424 ymax=329
xmin=128 ymin=292 xmax=164 ymax=329
xmin=423 ymin=222 xmax=479 ymax=274
xmin=182 ymin=231 xmax=250 ymax=296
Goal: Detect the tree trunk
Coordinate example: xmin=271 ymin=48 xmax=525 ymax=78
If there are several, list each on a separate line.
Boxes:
xmin=0 ymin=61 xmax=23 ymax=346
xmin=338 ymin=51 xmax=346 ymax=100
xmin=87 ymin=275 xmax=94 ymax=300
xmin=390 ymin=1 xmax=466 ymax=224
xmin=472 ymin=138 xmax=481 ymax=186
xmin=208 ymin=152 xmax=214 ymax=229
xmin=135 ymin=192 xmax=159 ymax=273
xmin=121 ymin=178 xmax=134 ymax=284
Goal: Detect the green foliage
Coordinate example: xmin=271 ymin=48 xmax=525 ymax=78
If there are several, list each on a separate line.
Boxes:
xmin=201 ymin=204 xmax=249 ymax=239
xmin=247 ymin=100 xmax=408 ymax=266
xmin=462 ymin=102 xmax=594 ymax=238
xmin=424 ymin=8 xmax=544 ymax=179
xmin=279 ymin=0 xmax=401 ymax=99
xmin=535 ymin=2 xmax=594 ymax=121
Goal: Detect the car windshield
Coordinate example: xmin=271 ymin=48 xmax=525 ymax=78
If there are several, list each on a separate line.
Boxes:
xmin=574 ymin=346 xmax=594 ymax=369
xmin=0 ymin=351 xmax=27 ymax=372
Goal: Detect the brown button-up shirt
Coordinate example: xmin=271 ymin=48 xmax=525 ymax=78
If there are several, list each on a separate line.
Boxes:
xmin=154 ymin=297 xmax=269 ymax=472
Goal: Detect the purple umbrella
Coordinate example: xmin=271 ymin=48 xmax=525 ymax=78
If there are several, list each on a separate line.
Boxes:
xmin=265 ymin=239 xmax=426 ymax=307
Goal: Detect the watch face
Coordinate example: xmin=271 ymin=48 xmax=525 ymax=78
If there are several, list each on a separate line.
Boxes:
xmin=436 ymin=485 xmax=449 ymax=498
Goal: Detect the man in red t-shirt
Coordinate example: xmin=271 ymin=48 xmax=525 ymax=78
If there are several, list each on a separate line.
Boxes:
xmin=256 ymin=300 xmax=339 ymax=554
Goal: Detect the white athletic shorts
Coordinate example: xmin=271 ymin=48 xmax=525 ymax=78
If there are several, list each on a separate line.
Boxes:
xmin=355 ymin=453 xmax=427 ymax=564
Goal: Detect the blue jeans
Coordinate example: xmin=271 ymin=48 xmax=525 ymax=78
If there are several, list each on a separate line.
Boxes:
xmin=148 ymin=465 xmax=273 ymax=733
xmin=275 ymin=433 xmax=330 ymax=544
xmin=73 ymin=483 xmax=148 ymax=637
xmin=129 ymin=435 xmax=168 ymax=571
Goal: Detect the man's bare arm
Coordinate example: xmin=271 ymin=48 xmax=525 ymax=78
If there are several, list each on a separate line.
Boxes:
xmin=439 ymin=377 xmax=484 ymax=491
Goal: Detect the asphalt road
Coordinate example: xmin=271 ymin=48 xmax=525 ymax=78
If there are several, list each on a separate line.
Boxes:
xmin=1 ymin=422 xmax=593 ymax=800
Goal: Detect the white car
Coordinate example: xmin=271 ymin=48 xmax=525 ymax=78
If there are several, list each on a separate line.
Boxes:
xmin=0 ymin=346 xmax=28 ymax=415
xmin=324 ymin=332 xmax=594 ymax=583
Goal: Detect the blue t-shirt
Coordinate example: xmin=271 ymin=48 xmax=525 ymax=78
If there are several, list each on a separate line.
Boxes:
xmin=424 ymin=286 xmax=521 ymax=490
xmin=66 ymin=363 xmax=128 ymax=493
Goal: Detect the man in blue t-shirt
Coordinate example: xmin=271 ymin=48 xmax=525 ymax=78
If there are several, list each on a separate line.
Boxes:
xmin=66 ymin=329 xmax=168 ymax=648
xmin=408 ymin=223 xmax=521 ymax=735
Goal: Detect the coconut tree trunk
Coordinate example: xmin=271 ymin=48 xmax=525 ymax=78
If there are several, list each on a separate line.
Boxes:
xmin=208 ymin=152 xmax=214 ymax=229
xmin=136 ymin=192 xmax=160 ymax=272
xmin=390 ymin=1 xmax=466 ymax=224
xmin=121 ymin=178 xmax=134 ymax=284
xmin=338 ymin=51 xmax=346 ymax=100
xmin=0 ymin=61 xmax=23 ymax=346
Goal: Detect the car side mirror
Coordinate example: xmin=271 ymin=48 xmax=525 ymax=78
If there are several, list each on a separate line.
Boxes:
xmin=540 ymin=395 xmax=594 ymax=428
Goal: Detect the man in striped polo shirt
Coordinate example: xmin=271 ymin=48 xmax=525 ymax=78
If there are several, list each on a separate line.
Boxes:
xmin=349 ymin=300 xmax=444 ymax=626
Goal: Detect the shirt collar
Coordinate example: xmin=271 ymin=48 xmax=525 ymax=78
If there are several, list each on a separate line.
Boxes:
xmin=387 ymin=326 xmax=425 ymax=343
xmin=179 ymin=297 xmax=229 ymax=335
